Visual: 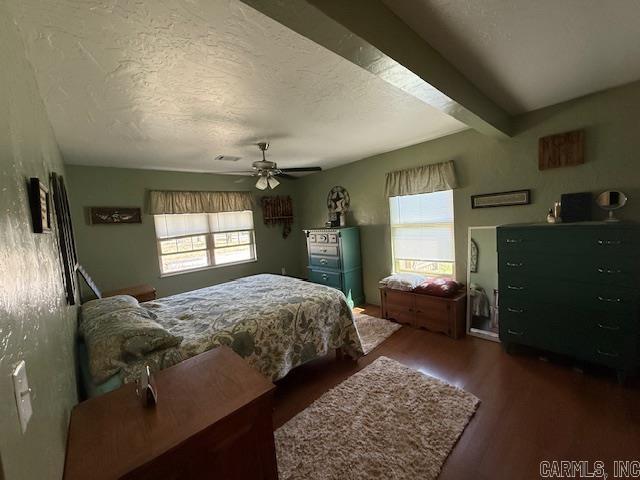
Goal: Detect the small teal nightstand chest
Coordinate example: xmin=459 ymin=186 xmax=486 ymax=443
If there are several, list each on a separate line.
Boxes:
xmin=304 ymin=227 xmax=364 ymax=306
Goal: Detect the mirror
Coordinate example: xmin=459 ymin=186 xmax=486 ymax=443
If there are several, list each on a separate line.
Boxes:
xmin=467 ymin=226 xmax=499 ymax=341
xmin=596 ymin=190 xmax=627 ymax=222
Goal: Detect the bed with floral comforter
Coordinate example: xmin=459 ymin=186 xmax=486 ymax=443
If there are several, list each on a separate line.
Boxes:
xmin=80 ymin=274 xmax=364 ymax=393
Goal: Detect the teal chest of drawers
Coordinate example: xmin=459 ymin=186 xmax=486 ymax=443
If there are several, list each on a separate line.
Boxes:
xmin=304 ymin=227 xmax=364 ymax=306
xmin=497 ymin=222 xmax=640 ymax=382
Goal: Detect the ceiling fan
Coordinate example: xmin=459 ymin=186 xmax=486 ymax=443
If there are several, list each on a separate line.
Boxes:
xmin=234 ymin=142 xmax=322 ymax=190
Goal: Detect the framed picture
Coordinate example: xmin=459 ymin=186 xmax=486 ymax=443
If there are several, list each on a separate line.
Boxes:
xmin=90 ymin=207 xmax=142 ymax=224
xmin=471 ymin=189 xmax=531 ymax=209
xmin=29 ymin=177 xmax=52 ymax=233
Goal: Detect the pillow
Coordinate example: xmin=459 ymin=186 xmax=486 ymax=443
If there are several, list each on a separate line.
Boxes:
xmin=81 ymin=295 xmax=140 ymax=324
xmin=413 ymin=277 xmax=463 ymax=297
xmin=80 ymin=306 xmax=182 ymax=383
xmin=379 ymin=273 xmax=427 ymax=291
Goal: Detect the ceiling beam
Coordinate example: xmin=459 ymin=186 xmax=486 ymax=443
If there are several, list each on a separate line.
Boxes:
xmin=239 ymin=0 xmax=512 ymax=138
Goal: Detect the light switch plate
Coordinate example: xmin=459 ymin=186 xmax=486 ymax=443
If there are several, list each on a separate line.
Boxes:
xmin=12 ymin=361 xmax=32 ymax=433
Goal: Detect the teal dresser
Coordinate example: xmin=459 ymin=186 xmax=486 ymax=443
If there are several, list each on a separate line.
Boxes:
xmin=497 ymin=222 xmax=640 ymax=382
xmin=304 ymin=227 xmax=364 ymax=306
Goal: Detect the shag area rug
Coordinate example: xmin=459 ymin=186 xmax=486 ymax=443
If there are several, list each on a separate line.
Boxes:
xmin=354 ymin=312 xmax=401 ymax=354
xmin=275 ymin=356 xmax=479 ymax=480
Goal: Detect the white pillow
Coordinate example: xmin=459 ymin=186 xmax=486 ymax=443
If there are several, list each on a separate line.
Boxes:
xmin=379 ymin=273 xmax=427 ymax=291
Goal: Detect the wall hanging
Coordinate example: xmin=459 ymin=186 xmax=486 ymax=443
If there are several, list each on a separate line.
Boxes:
xmin=28 ymin=177 xmax=52 ymax=233
xmin=90 ymin=207 xmax=142 ymax=224
xmin=327 ymin=185 xmax=350 ymax=226
xmin=538 ymin=129 xmax=584 ymax=170
xmin=261 ymin=195 xmax=293 ymax=238
xmin=471 ymin=189 xmax=531 ymax=209
xmin=51 ymin=173 xmax=78 ymax=305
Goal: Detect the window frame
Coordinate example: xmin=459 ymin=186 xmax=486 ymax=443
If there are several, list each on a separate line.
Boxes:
xmin=154 ymin=212 xmax=258 ymax=277
xmin=389 ymin=190 xmax=456 ymax=279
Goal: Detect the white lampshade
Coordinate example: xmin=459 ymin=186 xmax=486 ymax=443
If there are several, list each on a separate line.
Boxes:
xmin=267 ymin=176 xmax=280 ymax=189
xmin=255 ymin=176 xmax=268 ymax=190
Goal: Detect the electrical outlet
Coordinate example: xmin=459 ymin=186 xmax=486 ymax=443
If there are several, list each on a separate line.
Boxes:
xmin=12 ymin=361 xmax=32 ymax=433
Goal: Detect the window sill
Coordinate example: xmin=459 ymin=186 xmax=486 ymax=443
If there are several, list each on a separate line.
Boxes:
xmin=159 ymin=258 xmax=258 ymax=278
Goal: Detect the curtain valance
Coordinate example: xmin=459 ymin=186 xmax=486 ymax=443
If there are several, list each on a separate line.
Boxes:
xmin=385 ymin=160 xmax=458 ymax=197
xmin=148 ymin=190 xmax=255 ymax=215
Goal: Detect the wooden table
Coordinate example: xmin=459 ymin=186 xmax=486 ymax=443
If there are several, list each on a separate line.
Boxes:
xmin=64 ymin=346 xmax=278 ymax=480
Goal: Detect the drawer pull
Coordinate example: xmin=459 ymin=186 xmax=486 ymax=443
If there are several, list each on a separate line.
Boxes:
xmin=507 ymin=329 xmax=524 ymax=336
xmin=505 ymin=239 xmax=522 ymax=244
xmin=597 ymin=323 xmax=620 ymax=331
xmin=597 ymin=296 xmax=622 ymax=303
xmin=320 ymin=259 xmax=328 ymax=265
xmin=321 ymin=274 xmax=328 ymax=280
xmin=507 ymin=307 xmax=524 ymax=313
xmin=320 ymin=249 xmax=327 ymax=253
xmin=597 ymin=348 xmax=620 ymax=358
xmin=597 ymin=239 xmax=622 ymax=246
xmin=506 ymin=262 xmax=523 ymax=268
xmin=507 ymin=285 xmax=525 ymax=291
xmin=597 ymin=268 xmax=622 ymax=274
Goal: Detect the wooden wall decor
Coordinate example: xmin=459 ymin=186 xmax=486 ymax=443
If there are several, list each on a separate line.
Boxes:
xmin=28 ymin=177 xmax=52 ymax=233
xmin=538 ymin=129 xmax=584 ymax=170
xmin=261 ymin=196 xmax=293 ymax=238
xmin=51 ymin=173 xmax=78 ymax=305
xmin=90 ymin=207 xmax=142 ymax=224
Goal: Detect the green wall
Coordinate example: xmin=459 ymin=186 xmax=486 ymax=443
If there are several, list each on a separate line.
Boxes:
xmin=0 ymin=2 xmax=78 ymax=479
xmin=66 ymin=166 xmax=304 ymax=298
xmin=294 ymin=81 xmax=640 ymax=304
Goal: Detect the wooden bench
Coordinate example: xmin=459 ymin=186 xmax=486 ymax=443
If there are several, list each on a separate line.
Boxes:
xmin=380 ymin=287 xmax=466 ymax=339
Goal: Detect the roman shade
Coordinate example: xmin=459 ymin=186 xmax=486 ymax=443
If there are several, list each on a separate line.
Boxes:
xmin=148 ymin=190 xmax=254 ymax=215
xmin=385 ymin=160 xmax=458 ymax=197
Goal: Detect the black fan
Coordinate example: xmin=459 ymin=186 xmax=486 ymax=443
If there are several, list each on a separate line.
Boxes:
xmin=226 ymin=142 xmax=321 ymax=190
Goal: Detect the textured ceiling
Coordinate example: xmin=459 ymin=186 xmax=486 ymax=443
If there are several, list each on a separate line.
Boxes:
xmin=10 ymin=0 xmax=466 ymax=174
xmin=383 ymin=0 xmax=640 ymax=114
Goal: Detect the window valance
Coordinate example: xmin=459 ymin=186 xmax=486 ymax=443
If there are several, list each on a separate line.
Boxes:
xmin=385 ymin=160 xmax=458 ymax=197
xmin=148 ymin=190 xmax=255 ymax=215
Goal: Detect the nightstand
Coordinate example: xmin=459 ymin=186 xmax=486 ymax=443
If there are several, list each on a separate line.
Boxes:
xmin=104 ymin=283 xmax=157 ymax=302
xmin=63 ymin=346 xmax=278 ymax=480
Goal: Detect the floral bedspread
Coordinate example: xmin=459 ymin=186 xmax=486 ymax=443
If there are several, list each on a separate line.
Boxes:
xmin=121 ymin=274 xmax=364 ymax=383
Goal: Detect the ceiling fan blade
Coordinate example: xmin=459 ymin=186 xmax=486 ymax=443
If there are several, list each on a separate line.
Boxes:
xmin=275 ymin=172 xmax=297 ymax=180
xmin=279 ymin=167 xmax=322 ymax=173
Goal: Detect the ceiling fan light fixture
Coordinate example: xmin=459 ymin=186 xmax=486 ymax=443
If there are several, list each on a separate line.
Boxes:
xmin=256 ymin=176 xmax=269 ymax=190
xmin=267 ymin=176 xmax=280 ymax=189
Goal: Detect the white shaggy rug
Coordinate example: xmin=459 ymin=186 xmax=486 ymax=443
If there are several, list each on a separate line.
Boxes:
xmin=275 ymin=356 xmax=480 ymax=480
xmin=354 ymin=312 xmax=401 ymax=354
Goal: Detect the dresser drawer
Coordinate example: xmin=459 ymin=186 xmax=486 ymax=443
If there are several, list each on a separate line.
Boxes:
xmin=309 ymin=244 xmax=339 ymax=256
xmin=498 ymin=226 xmax=637 ymax=256
xmin=308 ymin=269 xmax=342 ymax=289
xmin=499 ymin=252 xmax=637 ymax=286
xmin=500 ymin=302 xmax=637 ymax=366
xmin=309 ymin=255 xmax=341 ymax=270
xmin=499 ymin=276 xmax=638 ymax=314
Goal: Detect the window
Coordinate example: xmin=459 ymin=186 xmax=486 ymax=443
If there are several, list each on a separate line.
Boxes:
xmin=389 ymin=190 xmax=455 ymax=277
xmin=154 ymin=211 xmax=256 ymax=275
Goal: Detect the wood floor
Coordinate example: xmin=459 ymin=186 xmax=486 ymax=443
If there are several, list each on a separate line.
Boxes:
xmin=273 ymin=305 xmax=640 ymax=480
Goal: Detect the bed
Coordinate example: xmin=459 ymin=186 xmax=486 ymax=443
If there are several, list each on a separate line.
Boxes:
xmin=79 ymin=274 xmax=364 ymax=397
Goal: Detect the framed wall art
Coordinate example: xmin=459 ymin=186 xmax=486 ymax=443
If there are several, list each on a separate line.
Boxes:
xmin=29 ymin=177 xmax=52 ymax=233
xmin=471 ymin=189 xmax=531 ymax=209
xmin=90 ymin=207 xmax=142 ymax=224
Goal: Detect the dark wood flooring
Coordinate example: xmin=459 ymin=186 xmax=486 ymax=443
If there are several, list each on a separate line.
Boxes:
xmin=273 ymin=305 xmax=640 ymax=480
